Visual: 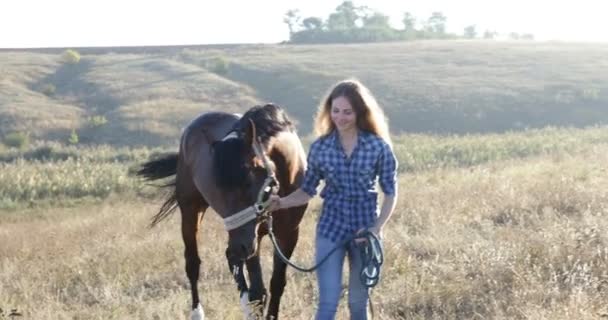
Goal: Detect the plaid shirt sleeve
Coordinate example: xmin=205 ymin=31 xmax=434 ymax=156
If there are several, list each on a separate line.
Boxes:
xmin=378 ymin=142 xmax=398 ymax=196
xmin=300 ymin=140 xmax=322 ymax=197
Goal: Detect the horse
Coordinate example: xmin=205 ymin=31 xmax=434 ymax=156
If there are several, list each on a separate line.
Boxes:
xmin=136 ymin=103 xmax=308 ymax=319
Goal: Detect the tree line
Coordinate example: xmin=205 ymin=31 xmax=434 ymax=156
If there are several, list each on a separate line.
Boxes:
xmin=284 ymin=1 xmax=534 ymax=44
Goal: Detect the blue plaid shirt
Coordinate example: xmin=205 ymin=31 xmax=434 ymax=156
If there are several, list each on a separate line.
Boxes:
xmin=301 ymin=130 xmax=398 ymax=242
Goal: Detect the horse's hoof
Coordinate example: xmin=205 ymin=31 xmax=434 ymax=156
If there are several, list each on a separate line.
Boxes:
xmin=191 ymin=303 xmax=205 ymax=320
xmin=239 ymin=291 xmax=265 ymax=320
xmin=240 ymin=291 xmax=251 ymax=320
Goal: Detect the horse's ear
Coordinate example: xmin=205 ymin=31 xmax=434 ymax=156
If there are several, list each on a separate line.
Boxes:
xmin=243 ymin=119 xmax=257 ymax=148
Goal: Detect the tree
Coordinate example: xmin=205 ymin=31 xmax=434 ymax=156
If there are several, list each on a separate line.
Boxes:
xmin=483 ymin=30 xmax=497 ymax=39
xmin=302 ymin=17 xmax=323 ymax=30
xmin=327 ymin=1 xmax=359 ymax=30
xmin=521 ymin=33 xmax=535 ymax=40
xmin=402 ymin=12 xmax=416 ymax=32
xmin=4 ymin=131 xmax=30 ymax=149
xmin=62 ymin=49 xmax=80 ymax=64
xmin=362 ymin=11 xmax=391 ymax=29
xmin=287 ymin=3 xmax=464 ymax=43
xmin=41 ymin=83 xmax=56 ymax=96
xmin=207 ymin=56 xmax=229 ymax=75
xmin=426 ymin=12 xmax=447 ymax=36
xmin=69 ymin=129 xmax=79 ymax=145
xmin=464 ymin=25 xmax=477 ymax=39
xmin=283 ymin=9 xmax=301 ymax=35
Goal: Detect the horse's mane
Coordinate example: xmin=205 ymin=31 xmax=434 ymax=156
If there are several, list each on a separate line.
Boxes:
xmin=213 ymin=104 xmax=294 ymax=190
xmin=233 ymin=103 xmax=294 ymax=144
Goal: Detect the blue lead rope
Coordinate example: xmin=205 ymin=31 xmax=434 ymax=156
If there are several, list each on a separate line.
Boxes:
xmin=267 ymin=216 xmax=384 ymax=288
xmin=357 ymin=230 xmax=384 ymax=288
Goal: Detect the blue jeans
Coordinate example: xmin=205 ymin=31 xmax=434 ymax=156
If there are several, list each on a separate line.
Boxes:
xmin=315 ymin=234 xmax=369 ymax=320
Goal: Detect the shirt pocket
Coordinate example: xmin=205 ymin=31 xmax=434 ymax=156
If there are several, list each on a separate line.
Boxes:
xmin=356 ymin=164 xmax=376 ymax=189
xmin=321 ymin=163 xmax=339 ymax=189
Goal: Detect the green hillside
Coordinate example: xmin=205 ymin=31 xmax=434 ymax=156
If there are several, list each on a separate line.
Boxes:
xmin=1 ymin=40 xmax=607 ymax=146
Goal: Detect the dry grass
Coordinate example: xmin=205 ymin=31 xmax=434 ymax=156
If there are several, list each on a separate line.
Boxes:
xmin=0 ymin=51 xmax=261 ymax=146
xmin=2 ymin=144 xmax=608 ymax=319
xmin=211 ymin=41 xmax=608 ymax=133
xmin=2 ymin=41 xmax=608 ymax=146
xmin=3 ymin=125 xmax=608 ymax=209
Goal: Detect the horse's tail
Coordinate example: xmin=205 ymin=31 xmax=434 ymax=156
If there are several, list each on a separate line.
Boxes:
xmin=136 ymin=153 xmax=179 ymax=227
xmin=137 ymin=153 xmax=178 ymax=181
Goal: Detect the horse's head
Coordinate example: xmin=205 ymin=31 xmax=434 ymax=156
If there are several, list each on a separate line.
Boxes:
xmin=212 ymin=104 xmax=292 ymax=261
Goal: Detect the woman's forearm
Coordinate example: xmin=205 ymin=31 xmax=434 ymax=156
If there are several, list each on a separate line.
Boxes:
xmin=279 ymin=188 xmax=312 ymax=209
xmin=375 ymin=188 xmax=398 ymax=231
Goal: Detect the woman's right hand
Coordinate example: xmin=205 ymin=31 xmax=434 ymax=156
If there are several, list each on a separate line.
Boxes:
xmin=267 ymin=195 xmax=282 ymax=212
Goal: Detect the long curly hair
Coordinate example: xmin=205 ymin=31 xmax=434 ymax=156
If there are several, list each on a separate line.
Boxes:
xmin=313 ymin=79 xmax=392 ymax=147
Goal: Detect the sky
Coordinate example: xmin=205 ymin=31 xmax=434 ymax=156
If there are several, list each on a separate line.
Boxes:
xmin=0 ymin=0 xmax=605 ymax=48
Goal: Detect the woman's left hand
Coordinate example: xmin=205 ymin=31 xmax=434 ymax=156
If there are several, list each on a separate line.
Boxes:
xmin=354 ymin=229 xmax=367 ymax=244
xmin=355 ymin=226 xmax=381 ymax=243
xmin=267 ymin=195 xmax=281 ymax=212
xmin=368 ymin=225 xmax=381 ymax=237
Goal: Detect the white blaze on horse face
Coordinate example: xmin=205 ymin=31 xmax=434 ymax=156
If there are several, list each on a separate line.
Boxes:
xmin=191 ymin=303 xmax=205 ymax=320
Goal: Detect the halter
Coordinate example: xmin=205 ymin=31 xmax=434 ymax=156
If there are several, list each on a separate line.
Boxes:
xmin=222 ymin=120 xmax=276 ymax=231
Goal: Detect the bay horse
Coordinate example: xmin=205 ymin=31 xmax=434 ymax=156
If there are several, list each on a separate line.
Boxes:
xmin=137 ymin=104 xmax=308 ymax=319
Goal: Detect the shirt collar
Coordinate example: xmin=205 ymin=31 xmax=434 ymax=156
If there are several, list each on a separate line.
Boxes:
xmin=327 ymin=129 xmax=372 ymax=151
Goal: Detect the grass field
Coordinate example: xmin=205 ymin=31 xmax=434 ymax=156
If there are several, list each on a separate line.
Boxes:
xmin=2 ymin=126 xmax=608 ymax=319
xmin=2 ymin=39 xmax=607 ymax=319
xmin=1 ymin=125 xmax=607 ymax=208
xmin=2 ymin=41 xmax=608 ymax=146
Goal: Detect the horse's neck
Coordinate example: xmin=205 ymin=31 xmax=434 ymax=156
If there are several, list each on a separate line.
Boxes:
xmin=271 ymin=131 xmax=306 ymax=187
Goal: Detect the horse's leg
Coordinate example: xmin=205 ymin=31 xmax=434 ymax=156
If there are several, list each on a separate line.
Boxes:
xmin=266 ymin=227 xmax=300 ymax=320
xmin=180 ymin=197 xmax=207 ymax=319
xmin=246 ymin=255 xmax=267 ymax=314
xmin=226 ymin=249 xmax=252 ymax=319
xmin=226 ymin=248 xmax=249 ymax=302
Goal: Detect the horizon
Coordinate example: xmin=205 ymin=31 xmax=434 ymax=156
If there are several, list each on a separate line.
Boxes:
xmin=2 ymin=0 xmax=606 ymax=49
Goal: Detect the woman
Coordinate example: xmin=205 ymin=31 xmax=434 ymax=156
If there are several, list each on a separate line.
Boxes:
xmin=268 ymin=79 xmax=398 ymax=319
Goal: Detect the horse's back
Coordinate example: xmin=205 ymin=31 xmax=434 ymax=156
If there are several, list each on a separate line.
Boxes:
xmin=177 ymin=112 xmax=239 ymax=203
xmin=182 ymin=112 xmax=240 ymax=147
